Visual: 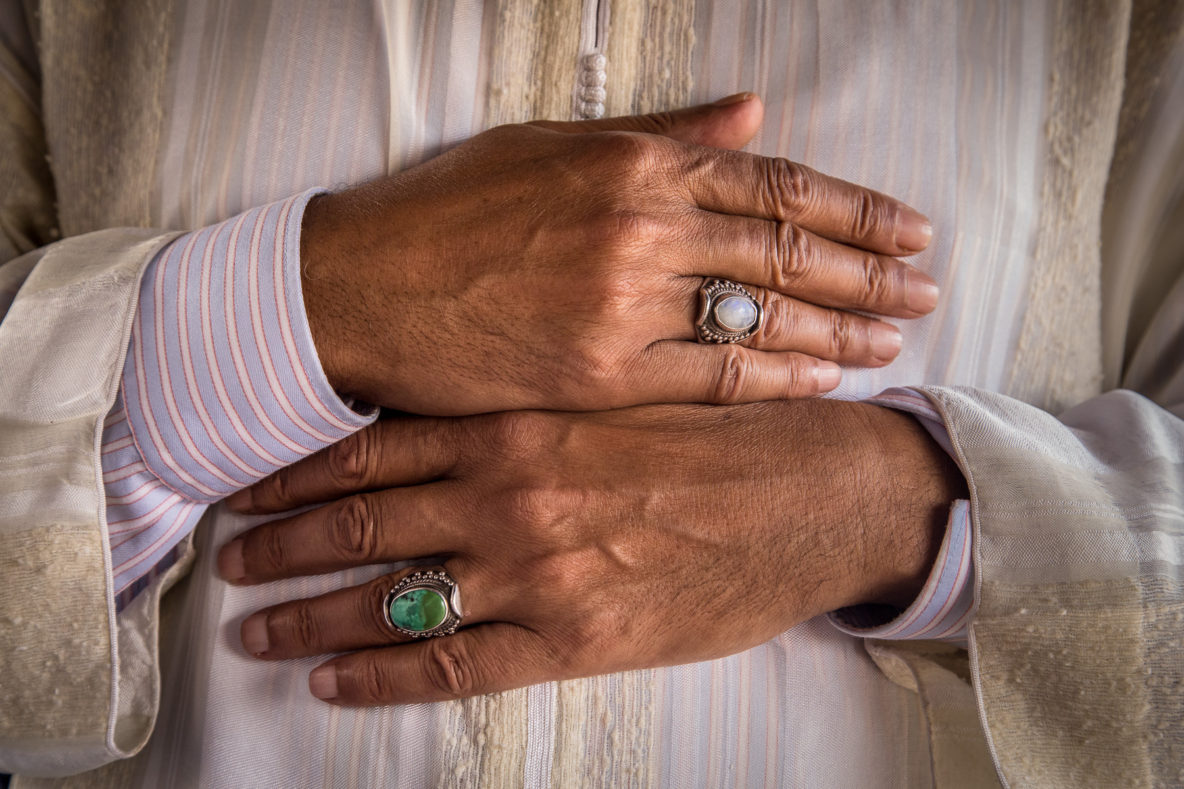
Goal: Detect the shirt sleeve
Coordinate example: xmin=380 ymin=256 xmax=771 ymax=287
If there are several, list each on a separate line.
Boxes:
xmin=828 ymin=387 xmax=976 ymax=645
xmin=102 ymin=189 xmax=377 ymax=607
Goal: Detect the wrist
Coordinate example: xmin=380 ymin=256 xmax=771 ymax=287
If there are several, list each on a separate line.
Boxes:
xmin=300 ymin=192 xmax=364 ymax=398
xmin=842 ymin=403 xmax=967 ymax=609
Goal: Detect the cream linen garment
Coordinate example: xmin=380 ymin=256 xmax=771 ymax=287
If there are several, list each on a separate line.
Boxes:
xmin=1 ymin=0 xmax=1182 ymax=786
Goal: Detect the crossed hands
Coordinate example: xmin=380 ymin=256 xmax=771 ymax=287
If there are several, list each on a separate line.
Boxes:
xmin=217 ymin=94 xmax=961 ymax=704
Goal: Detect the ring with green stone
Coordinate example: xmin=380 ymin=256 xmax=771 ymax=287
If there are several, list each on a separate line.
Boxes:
xmin=382 ymin=569 xmax=463 ymax=638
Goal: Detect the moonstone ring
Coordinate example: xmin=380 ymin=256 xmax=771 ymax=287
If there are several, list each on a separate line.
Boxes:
xmin=382 ymin=569 xmax=463 ymax=638
xmin=695 ymin=278 xmax=763 ymax=343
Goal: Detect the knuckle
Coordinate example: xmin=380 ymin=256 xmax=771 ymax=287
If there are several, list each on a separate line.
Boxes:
xmin=327 ymin=429 xmax=374 ymax=489
xmin=581 ymin=217 xmax=653 ymax=307
xmin=565 ymin=620 xmax=605 ymax=661
xmin=485 ymin=122 xmax=530 ymax=141
xmin=859 ymin=254 xmax=892 ymax=306
xmin=754 ymin=291 xmax=787 ymax=345
xmin=566 ymin=603 xmax=629 ymax=665
xmin=422 ymin=638 xmax=479 ymax=698
xmin=607 ymin=207 xmax=645 ymax=243
xmin=638 ymin=110 xmax=678 ymax=136
xmin=599 ymin=130 xmax=659 ymax=166
xmin=583 ymin=207 xmax=665 ymax=266
xmin=773 ymin=222 xmax=813 ymax=286
xmin=353 ymin=657 xmax=392 ymax=702
xmin=282 ymin=602 xmax=322 ymax=649
xmin=483 ymin=411 xmax=551 ymax=459
xmin=609 ymin=207 xmax=665 ymax=246
xmin=332 ymin=495 xmax=381 ymax=562
xmin=530 ymin=554 xmax=583 ymax=598
xmin=581 ymin=134 xmax=637 ymax=179
xmin=504 ymin=485 xmax=566 ymax=534
xmin=570 ymin=338 xmax=628 ymax=392
xmin=766 ymin=158 xmax=815 ymax=216
xmin=829 ymin=312 xmax=854 ymax=355
xmin=590 ymin=133 xmax=673 ymax=191
xmin=253 ymin=525 xmax=289 ymax=573
xmin=583 ymin=207 xmax=637 ymax=250
xmin=850 ymin=190 xmax=890 ymax=242
xmin=258 ymin=469 xmax=293 ymax=509
xmin=361 ymin=578 xmax=396 ymax=637
xmin=710 ymin=347 xmax=754 ymax=405
xmin=784 ymin=356 xmax=810 ymax=395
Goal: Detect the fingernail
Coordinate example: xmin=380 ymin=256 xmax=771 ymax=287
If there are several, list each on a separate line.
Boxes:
xmin=218 ymin=539 xmax=246 ymax=583
xmin=242 ymin=613 xmax=270 ymax=656
xmin=713 ymin=91 xmax=755 ymax=106
xmin=817 ymin=362 xmax=842 ymax=392
xmin=905 ymin=272 xmax=940 ymax=315
xmin=225 ymin=488 xmax=254 ymax=513
xmin=310 ymin=665 xmax=338 ymax=700
xmin=895 ymin=207 xmax=933 ymax=252
xmin=869 ymin=322 xmax=903 ymax=364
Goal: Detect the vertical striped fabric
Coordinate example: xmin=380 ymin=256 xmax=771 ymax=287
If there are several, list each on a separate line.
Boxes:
xmin=101 ymin=395 xmax=197 ymax=604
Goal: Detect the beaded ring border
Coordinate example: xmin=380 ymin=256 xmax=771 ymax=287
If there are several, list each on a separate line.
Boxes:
xmin=695 ymin=278 xmax=764 ymax=343
xmin=382 ymin=569 xmax=464 ymax=638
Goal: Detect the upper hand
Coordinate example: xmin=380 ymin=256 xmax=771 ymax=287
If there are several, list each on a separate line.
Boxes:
xmin=301 ymin=94 xmax=938 ymax=415
xmin=219 ymin=401 xmax=964 ymax=705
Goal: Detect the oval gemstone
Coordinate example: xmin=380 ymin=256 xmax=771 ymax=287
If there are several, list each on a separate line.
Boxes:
xmin=714 ymin=295 xmax=758 ymax=331
xmin=389 ymin=588 xmax=448 ymax=632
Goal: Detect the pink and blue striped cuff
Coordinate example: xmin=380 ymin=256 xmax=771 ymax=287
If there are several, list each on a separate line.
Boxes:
xmin=104 ymin=189 xmax=376 ymax=604
xmin=828 ymin=388 xmax=975 ymax=645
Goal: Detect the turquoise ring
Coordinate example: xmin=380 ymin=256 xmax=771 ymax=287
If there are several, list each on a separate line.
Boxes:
xmin=382 ymin=569 xmax=463 ymax=638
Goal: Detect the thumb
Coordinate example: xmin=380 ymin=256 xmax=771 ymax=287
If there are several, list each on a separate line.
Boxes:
xmin=530 ymin=92 xmax=764 ymax=150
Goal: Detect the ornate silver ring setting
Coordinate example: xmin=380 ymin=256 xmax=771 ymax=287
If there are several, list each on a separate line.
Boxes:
xmin=382 ymin=569 xmax=463 ymax=638
xmin=695 ymin=278 xmax=763 ymax=343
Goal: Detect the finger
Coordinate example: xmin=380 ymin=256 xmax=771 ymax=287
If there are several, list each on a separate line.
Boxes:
xmin=740 ymin=291 xmax=903 ymax=365
xmin=683 ymin=211 xmax=939 ymax=318
xmin=218 ymin=484 xmax=462 ymax=584
xmin=685 ymin=147 xmax=933 ymax=255
xmin=239 ymin=563 xmax=497 ymax=660
xmin=529 ymin=92 xmax=763 ymax=150
xmin=628 ymin=342 xmax=841 ymax=404
xmin=661 ymin=279 xmax=903 ymax=365
xmin=309 ymin=624 xmax=555 ymax=705
xmin=225 ymin=418 xmax=460 ymax=514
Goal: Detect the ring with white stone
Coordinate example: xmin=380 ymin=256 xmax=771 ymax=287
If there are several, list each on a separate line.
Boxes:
xmin=695 ymin=278 xmax=763 ymax=343
xmin=382 ymin=569 xmax=463 ymax=638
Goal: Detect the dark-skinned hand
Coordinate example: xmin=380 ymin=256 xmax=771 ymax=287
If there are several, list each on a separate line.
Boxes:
xmin=219 ymin=400 xmax=965 ymax=705
xmin=301 ymin=93 xmax=936 ymax=415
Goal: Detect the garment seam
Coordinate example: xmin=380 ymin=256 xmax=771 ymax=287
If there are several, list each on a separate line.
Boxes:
xmin=100 ymin=231 xmax=186 ymax=760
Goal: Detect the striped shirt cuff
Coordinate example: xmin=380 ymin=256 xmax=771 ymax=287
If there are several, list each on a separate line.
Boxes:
xmin=104 ymin=189 xmax=377 ymax=602
xmin=103 ymin=392 xmax=198 ymax=604
xmin=828 ymin=387 xmax=976 ymax=645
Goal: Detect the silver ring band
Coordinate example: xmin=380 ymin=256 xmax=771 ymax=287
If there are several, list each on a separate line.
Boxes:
xmin=696 ymin=278 xmax=763 ymax=343
xmin=382 ymin=569 xmax=463 ymax=638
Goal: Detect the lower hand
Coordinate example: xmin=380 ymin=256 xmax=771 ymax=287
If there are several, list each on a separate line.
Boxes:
xmin=220 ymin=401 xmax=965 ymax=705
xmin=302 ymin=94 xmax=938 ymax=415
